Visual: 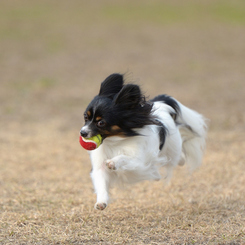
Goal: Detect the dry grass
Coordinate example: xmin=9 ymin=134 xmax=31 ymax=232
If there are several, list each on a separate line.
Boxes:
xmin=0 ymin=0 xmax=245 ymax=244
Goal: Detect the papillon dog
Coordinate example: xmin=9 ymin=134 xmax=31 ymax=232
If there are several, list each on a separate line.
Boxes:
xmin=80 ymin=73 xmax=207 ymax=210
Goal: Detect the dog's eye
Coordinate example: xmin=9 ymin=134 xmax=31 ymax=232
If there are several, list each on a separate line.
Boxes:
xmin=97 ymin=120 xmax=106 ymax=128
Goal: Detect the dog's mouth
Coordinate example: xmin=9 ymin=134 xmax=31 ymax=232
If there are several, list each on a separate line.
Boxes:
xmin=80 ymin=124 xmax=126 ymax=140
xmin=80 ymin=123 xmax=97 ymax=138
xmin=80 ymin=129 xmax=92 ymax=139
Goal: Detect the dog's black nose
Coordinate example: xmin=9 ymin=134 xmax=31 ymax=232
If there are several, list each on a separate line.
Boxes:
xmin=80 ymin=130 xmax=88 ymax=138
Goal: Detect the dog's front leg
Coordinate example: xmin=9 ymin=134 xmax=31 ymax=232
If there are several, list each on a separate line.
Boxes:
xmin=90 ymin=168 xmax=109 ymax=210
xmin=105 ymin=155 xmax=139 ymax=171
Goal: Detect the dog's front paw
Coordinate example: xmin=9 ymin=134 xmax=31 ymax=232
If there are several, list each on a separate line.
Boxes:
xmin=95 ymin=202 xmax=107 ymax=210
xmin=105 ymin=159 xmax=116 ymax=170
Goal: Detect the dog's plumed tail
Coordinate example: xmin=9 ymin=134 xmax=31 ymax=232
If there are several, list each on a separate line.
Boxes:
xmin=176 ymin=101 xmax=208 ymax=171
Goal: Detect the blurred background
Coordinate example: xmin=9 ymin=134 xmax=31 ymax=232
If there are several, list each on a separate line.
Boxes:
xmin=1 ymin=0 xmax=244 ymax=132
xmin=0 ymin=0 xmax=245 ymax=243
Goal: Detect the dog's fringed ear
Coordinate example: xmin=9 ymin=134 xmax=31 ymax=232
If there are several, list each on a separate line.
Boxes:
xmin=113 ymin=84 xmax=141 ymax=109
xmin=99 ymin=73 xmax=124 ymax=99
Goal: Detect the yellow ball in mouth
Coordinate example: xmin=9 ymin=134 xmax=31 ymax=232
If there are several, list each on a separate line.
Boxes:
xmin=79 ymin=134 xmax=102 ymax=150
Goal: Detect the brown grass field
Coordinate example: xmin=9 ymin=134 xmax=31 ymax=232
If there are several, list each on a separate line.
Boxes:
xmin=0 ymin=0 xmax=245 ymax=244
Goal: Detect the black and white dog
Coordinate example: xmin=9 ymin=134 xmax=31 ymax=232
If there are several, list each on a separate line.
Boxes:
xmin=80 ymin=74 xmax=207 ymax=210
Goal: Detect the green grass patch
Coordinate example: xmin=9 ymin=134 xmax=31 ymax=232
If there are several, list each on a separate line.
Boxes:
xmin=102 ymin=1 xmax=245 ymax=25
xmin=1 ymin=1 xmax=244 ymax=42
xmin=210 ymin=2 xmax=245 ymax=24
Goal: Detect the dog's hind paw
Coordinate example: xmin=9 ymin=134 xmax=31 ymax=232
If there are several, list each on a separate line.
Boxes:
xmin=95 ymin=202 xmax=107 ymax=210
xmin=178 ymin=152 xmax=186 ymax=166
xmin=105 ymin=159 xmax=116 ymax=170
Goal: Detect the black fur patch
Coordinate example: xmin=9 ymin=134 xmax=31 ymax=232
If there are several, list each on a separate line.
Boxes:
xmin=154 ymin=119 xmax=168 ymax=150
xmin=151 ymin=94 xmax=180 ymax=117
xmin=112 ymin=84 xmax=155 ymax=136
xmin=99 ymin=73 xmax=124 ymax=99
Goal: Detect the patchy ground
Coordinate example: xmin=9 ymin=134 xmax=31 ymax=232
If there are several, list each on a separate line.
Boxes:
xmin=0 ymin=0 xmax=245 ymax=244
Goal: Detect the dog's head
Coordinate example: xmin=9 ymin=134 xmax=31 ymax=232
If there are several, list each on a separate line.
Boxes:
xmin=80 ymin=73 xmax=154 ymax=140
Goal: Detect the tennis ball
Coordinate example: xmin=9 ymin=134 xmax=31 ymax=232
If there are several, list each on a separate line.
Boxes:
xmin=79 ymin=134 xmax=102 ymax=151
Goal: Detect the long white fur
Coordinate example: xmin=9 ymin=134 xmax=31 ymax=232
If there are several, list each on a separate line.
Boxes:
xmin=89 ymin=100 xmax=207 ymax=209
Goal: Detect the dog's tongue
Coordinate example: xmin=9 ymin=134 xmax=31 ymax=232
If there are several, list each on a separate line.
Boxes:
xmin=79 ymin=136 xmax=97 ymax=150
